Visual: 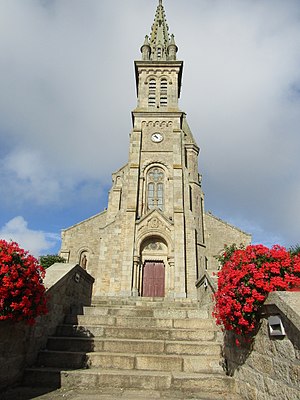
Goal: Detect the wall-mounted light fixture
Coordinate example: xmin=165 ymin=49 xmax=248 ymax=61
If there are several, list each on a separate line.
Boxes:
xmin=268 ymin=315 xmax=286 ymax=337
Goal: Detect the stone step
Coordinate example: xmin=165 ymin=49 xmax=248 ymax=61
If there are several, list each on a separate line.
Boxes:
xmin=83 ymin=306 xmax=209 ymax=319
xmin=91 ymin=297 xmax=200 ymax=308
xmin=22 ymin=296 xmax=234 ymax=397
xmin=0 ymin=385 xmax=240 ymax=400
xmin=46 ymin=337 xmax=221 ymax=356
xmin=86 ymin=352 xmax=222 ymax=373
xmin=23 ymin=367 xmax=63 ymax=388
xmin=22 ymin=368 xmax=237 ymax=398
xmin=172 ymin=372 xmax=236 ymax=394
xmin=37 ymin=350 xmax=87 ymax=369
xmin=83 ymin=307 xmax=154 ymax=317
xmin=56 ymin=324 xmax=217 ymax=341
xmin=65 ymin=314 xmax=215 ymax=330
xmin=47 ymin=337 xmax=95 ymax=352
xmin=57 ymin=369 xmax=234 ymax=394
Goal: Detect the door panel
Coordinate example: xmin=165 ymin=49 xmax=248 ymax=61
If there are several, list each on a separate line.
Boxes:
xmin=142 ymin=261 xmax=165 ymax=297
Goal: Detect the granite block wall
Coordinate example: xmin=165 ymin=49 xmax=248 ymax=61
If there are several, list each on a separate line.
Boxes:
xmin=0 ymin=263 xmax=94 ymax=390
xmin=223 ymin=292 xmax=300 ymax=400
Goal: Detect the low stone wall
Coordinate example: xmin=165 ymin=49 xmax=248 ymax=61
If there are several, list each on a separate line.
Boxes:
xmin=0 ymin=263 xmax=94 ymax=390
xmin=196 ymin=272 xmax=217 ymax=310
xmin=223 ymin=292 xmax=300 ymax=400
xmin=196 ymin=276 xmax=300 ymax=399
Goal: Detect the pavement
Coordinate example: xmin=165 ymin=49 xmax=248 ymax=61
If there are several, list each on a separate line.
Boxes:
xmin=0 ymin=386 xmax=216 ymax=400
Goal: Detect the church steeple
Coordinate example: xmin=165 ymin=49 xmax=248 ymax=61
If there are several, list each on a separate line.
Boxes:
xmin=60 ymin=0 xmax=252 ymax=304
xmin=141 ymin=0 xmax=178 ymax=61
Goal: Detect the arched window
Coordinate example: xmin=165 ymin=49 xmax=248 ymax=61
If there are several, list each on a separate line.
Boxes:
xmin=148 ymin=79 xmax=156 ymax=107
xmin=157 ymin=47 xmax=162 ymax=59
xmin=160 ymin=79 xmax=168 ymax=107
xmin=147 ymin=167 xmax=164 ymax=211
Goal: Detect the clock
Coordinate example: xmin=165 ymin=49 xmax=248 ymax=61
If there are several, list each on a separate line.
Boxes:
xmin=151 ymin=132 xmax=164 ymax=143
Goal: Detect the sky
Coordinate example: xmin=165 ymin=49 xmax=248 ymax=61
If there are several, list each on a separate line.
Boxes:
xmin=0 ymin=0 xmax=300 ymax=257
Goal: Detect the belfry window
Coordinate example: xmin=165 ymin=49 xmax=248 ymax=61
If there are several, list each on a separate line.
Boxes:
xmin=160 ymin=79 xmax=168 ymax=107
xmin=148 ymin=79 xmax=156 ymax=107
xmin=147 ymin=167 xmax=164 ymax=211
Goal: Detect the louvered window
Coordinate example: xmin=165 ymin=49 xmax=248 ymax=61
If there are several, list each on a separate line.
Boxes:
xmin=148 ymin=79 xmax=156 ymax=107
xmin=160 ymin=79 xmax=168 ymax=107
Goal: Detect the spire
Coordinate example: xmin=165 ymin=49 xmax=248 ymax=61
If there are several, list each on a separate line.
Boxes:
xmin=140 ymin=0 xmax=178 ymax=61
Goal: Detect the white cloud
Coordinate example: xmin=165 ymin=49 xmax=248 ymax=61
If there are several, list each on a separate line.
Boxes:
xmin=174 ymin=0 xmax=300 ymax=246
xmin=0 ymin=0 xmax=299 ymax=247
xmin=0 ymin=148 xmax=62 ymax=205
xmin=0 ymin=216 xmax=60 ymax=257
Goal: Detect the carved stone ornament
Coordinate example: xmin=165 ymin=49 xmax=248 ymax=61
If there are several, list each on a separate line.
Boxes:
xmin=148 ymin=217 xmax=161 ymax=229
xmin=145 ymin=242 xmax=163 ymax=251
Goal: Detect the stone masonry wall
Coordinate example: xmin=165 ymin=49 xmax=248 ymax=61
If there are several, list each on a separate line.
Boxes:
xmin=60 ymin=211 xmax=107 ymax=270
xmin=204 ymin=212 xmax=251 ymax=274
xmin=0 ymin=263 xmax=94 ymax=391
xmin=224 ymin=292 xmax=300 ymax=400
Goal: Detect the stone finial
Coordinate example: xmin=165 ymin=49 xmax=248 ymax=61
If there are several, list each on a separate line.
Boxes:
xmin=141 ymin=35 xmax=151 ymax=60
xmin=168 ymin=34 xmax=178 ymax=60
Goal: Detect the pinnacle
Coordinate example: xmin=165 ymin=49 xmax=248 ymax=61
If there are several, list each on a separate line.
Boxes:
xmin=140 ymin=0 xmax=178 ymax=61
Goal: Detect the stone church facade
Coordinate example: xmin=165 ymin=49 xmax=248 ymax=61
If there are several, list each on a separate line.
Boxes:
xmin=60 ymin=1 xmax=251 ymax=299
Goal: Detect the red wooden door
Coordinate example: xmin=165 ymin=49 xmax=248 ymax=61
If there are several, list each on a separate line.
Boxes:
xmin=142 ymin=261 xmax=165 ymax=297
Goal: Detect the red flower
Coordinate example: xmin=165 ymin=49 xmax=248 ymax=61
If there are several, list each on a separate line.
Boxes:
xmin=213 ymin=244 xmax=300 ymax=340
xmin=0 ymin=240 xmax=48 ymax=324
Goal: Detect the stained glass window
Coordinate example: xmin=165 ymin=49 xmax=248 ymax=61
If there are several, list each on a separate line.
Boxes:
xmin=147 ymin=167 xmax=164 ymax=211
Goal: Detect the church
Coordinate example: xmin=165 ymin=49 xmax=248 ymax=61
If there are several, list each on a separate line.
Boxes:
xmin=60 ymin=0 xmax=251 ymax=299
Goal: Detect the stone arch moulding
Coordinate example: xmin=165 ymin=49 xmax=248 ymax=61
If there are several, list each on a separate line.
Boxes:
xmin=135 ymin=230 xmax=174 ymax=258
xmin=159 ymin=75 xmax=172 ymax=84
xmin=145 ymin=75 xmax=158 ymax=84
xmin=141 ymin=120 xmax=173 ymax=128
xmin=142 ymin=161 xmax=170 ymax=176
xmin=140 ymin=234 xmax=167 ymax=252
xmin=77 ymin=246 xmax=93 ymax=257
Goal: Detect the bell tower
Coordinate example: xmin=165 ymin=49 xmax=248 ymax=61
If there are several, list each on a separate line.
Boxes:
xmin=61 ymin=0 xmax=211 ymax=300
xmin=124 ymin=0 xmax=206 ymax=298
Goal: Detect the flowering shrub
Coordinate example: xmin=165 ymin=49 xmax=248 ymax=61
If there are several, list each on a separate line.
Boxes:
xmin=0 ymin=240 xmax=48 ymax=325
xmin=213 ymin=244 xmax=300 ymax=338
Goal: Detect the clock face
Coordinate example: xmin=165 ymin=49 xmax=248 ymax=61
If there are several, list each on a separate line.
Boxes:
xmin=151 ymin=132 xmax=164 ymax=143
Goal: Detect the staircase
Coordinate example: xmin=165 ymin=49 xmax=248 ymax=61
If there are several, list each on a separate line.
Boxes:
xmin=23 ymin=297 xmax=237 ymax=399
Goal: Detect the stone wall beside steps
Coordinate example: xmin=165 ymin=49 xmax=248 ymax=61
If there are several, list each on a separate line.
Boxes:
xmin=0 ymin=263 xmax=94 ymax=391
xmin=197 ymin=274 xmax=300 ymax=400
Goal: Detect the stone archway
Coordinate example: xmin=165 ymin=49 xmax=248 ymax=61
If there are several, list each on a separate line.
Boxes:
xmin=139 ymin=236 xmax=168 ymax=297
xmin=132 ymin=222 xmax=175 ymax=298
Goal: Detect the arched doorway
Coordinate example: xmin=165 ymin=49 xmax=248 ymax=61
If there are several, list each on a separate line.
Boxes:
xmin=140 ymin=236 xmax=167 ymax=298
